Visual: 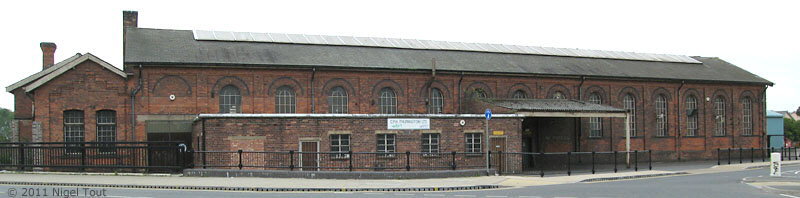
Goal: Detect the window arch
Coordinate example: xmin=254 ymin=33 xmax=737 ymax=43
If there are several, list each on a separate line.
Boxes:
xmin=623 ymin=94 xmax=637 ymax=136
xmin=588 ymin=93 xmax=602 ymax=137
xmin=742 ymin=97 xmax=753 ymax=135
xmin=552 ymin=91 xmax=565 ymax=99
xmin=686 ymin=95 xmax=699 ymax=136
xmin=471 ymin=88 xmax=487 ymax=98
xmin=275 ymin=86 xmax=296 ymax=113
xmin=329 ymin=86 xmax=348 ymax=113
xmin=512 ymin=90 xmax=527 ymax=99
xmin=96 ymin=110 xmax=116 ymax=142
xmin=379 ymin=87 xmax=398 ymax=114
xmin=655 ymin=94 xmax=668 ymax=137
xmin=64 ymin=110 xmax=84 ymax=142
xmin=219 ymin=85 xmax=242 ymax=113
xmin=714 ymin=96 xmax=726 ymax=136
xmin=428 ymin=88 xmax=444 ymax=114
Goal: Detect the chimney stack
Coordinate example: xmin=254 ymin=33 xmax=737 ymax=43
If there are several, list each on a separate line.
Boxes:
xmin=123 ymin=10 xmax=138 ymax=28
xmin=40 ymin=42 xmax=57 ymax=70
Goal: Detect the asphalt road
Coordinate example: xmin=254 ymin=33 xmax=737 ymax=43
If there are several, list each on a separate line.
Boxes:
xmin=0 ymin=166 xmax=793 ymax=198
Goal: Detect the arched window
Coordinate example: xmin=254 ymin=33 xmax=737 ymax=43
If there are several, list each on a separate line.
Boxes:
xmin=64 ymin=110 xmax=84 ymax=142
xmin=714 ymin=96 xmax=726 ymax=136
xmin=623 ymin=94 xmax=637 ymax=136
xmin=378 ymin=87 xmax=397 ymax=114
xmin=552 ymin=91 xmax=565 ymax=99
xmin=275 ymin=86 xmax=296 ymax=113
xmin=96 ymin=110 xmax=116 ymax=142
xmin=329 ymin=86 xmax=348 ymax=113
xmin=655 ymin=95 xmax=668 ymax=137
xmin=686 ymin=95 xmax=698 ymax=136
xmin=512 ymin=90 xmax=527 ymax=99
xmin=471 ymin=88 xmax=487 ymax=98
xmin=742 ymin=97 xmax=753 ymax=135
xmin=428 ymin=88 xmax=444 ymax=114
xmin=219 ymin=85 xmax=242 ymax=113
xmin=588 ymin=93 xmax=602 ymax=137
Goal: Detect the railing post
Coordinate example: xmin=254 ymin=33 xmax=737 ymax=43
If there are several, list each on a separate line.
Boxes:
xmin=237 ymin=149 xmax=243 ymax=170
xmin=727 ymin=148 xmax=731 ymax=164
xmin=406 ymin=151 xmax=411 ymax=171
xmin=648 ymin=150 xmax=652 ymax=170
xmin=739 ymin=148 xmax=743 ymax=164
xmin=634 ymin=150 xmax=638 ymax=172
xmin=781 ymin=147 xmax=785 ymax=161
xmin=202 ymin=148 xmax=207 ymax=169
xmin=751 ymin=147 xmax=754 ymax=163
xmin=348 ymin=151 xmax=353 ymax=172
xmin=567 ymin=151 xmax=571 ymax=176
xmin=539 ymin=152 xmax=545 ymax=177
xmin=717 ymin=148 xmax=720 ymax=165
xmin=289 ymin=150 xmax=295 ymax=171
xmin=613 ymin=151 xmax=618 ymax=173
xmin=81 ymin=143 xmax=87 ymax=172
xmin=762 ymin=148 xmax=766 ymax=162
xmin=487 ymin=151 xmax=492 ymax=170
xmin=591 ymin=151 xmax=596 ymax=174
xmin=17 ymin=143 xmax=25 ymax=171
xmin=451 ymin=151 xmax=457 ymax=170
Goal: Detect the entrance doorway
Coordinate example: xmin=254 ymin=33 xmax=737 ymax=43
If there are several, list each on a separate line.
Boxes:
xmin=490 ymin=137 xmax=506 ymax=172
xmin=299 ymin=141 xmax=319 ymax=171
xmin=146 ymin=132 xmax=192 ymax=171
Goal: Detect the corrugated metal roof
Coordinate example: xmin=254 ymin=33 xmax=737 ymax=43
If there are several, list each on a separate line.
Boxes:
xmin=486 ymin=99 xmax=627 ymax=113
xmin=124 ymin=28 xmax=772 ymax=85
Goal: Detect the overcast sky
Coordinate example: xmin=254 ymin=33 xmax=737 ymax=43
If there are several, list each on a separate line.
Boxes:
xmin=1 ymin=0 xmax=798 ymax=112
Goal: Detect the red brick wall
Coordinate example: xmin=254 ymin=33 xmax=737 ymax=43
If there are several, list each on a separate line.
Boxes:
xmin=195 ymin=117 xmax=521 ymax=170
xmin=31 ymin=61 xmax=129 ymax=142
xmin=18 ymin=60 xmax=766 ymax=161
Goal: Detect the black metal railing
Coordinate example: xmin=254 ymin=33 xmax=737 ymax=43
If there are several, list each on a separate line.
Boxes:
xmin=194 ymin=150 xmax=487 ymax=171
xmin=193 ymin=150 xmax=651 ymax=176
xmin=493 ymin=150 xmax=652 ymax=177
xmin=717 ymin=147 xmax=793 ymax=165
xmin=0 ymin=142 xmax=187 ymax=172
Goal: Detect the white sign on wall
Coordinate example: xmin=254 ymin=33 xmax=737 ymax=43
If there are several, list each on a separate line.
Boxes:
xmin=387 ymin=118 xmax=430 ymax=130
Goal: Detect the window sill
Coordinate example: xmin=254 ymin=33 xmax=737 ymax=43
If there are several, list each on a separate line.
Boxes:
xmin=620 ymin=136 xmax=644 ymax=139
xmin=741 ymin=135 xmax=760 ymax=137
xmin=654 ymin=136 xmax=674 ymax=138
xmin=712 ymin=135 xmax=728 ymax=138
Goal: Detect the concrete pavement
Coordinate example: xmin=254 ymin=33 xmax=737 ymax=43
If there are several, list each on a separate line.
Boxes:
xmin=0 ymin=160 xmax=796 ymax=192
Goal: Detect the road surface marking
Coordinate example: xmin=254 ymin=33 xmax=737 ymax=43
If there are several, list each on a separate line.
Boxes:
xmin=486 ymin=196 xmax=508 ymax=198
xmin=781 ymin=194 xmax=800 ymax=198
xmin=454 ymin=195 xmax=476 ymax=197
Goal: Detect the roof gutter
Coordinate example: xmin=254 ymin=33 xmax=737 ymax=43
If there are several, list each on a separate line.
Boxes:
xmin=126 ymin=62 xmax=774 ymax=86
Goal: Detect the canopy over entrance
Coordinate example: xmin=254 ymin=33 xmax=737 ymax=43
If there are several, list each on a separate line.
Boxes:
xmin=480 ymin=98 xmax=634 ymax=165
xmin=486 ymin=99 xmax=627 ymax=118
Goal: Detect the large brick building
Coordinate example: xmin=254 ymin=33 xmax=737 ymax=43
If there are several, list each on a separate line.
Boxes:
xmin=7 ymin=11 xmax=772 ymax=167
